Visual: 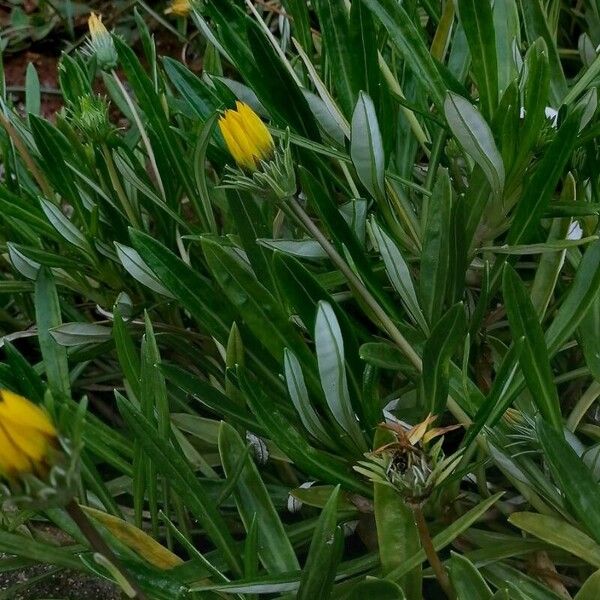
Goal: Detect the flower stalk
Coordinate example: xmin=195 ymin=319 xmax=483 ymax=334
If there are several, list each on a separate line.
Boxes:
xmin=284 ymin=197 xmax=422 ymax=370
xmin=411 ymin=502 xmax=454 ymax=599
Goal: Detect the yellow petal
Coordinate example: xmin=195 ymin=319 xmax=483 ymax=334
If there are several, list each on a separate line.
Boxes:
xmin=4 ymin=426 xmax=49 ymax=463
xmin=236 ymin=102 xmax=274 ymax=160
xmin=0 ymin=423 xmax=31 ymax=474
xmin=227 ymin=111 xmax=259 ymax=166
xmin=88 ymin=13 xmax=108 ymax=40
xmin=0 ymin=390 xmax=56 ymax=437
xmin=219 ymin=114 xmax=253 ymax=171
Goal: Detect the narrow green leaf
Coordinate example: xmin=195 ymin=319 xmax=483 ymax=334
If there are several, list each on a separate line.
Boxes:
xmin=284 ymin=349 xmax=335 ymax=448
xmin=315 ymin=301 xmax=366 ymax=451
xmin=117 ymin=396 xmax=243 ymax=576
xmin=518 ymin=0 xmax=567 ymax=103
xmin=509 ymin=512 xmax=600 ymax=567
xmin=444 ymin=92 xmax=505 ymax=200
xmin=297 ymin=486 xmax=341 ymax=600
xmin=370 ymin=218 xmax=428 ymax=333
xmin=420 ymin=169 xmax=452 ymax=325
xmin=34 ymin=268 xmax=70 ymax=398
xmin=503 ymin=266 xmax=562 ymax=429
xmin=449 ymin=552 xmax=493 ymax=600
xmin=351 ymin=92 xmax=385 ymax=201
xmin=313 ymin=0 xmax=356 ymax=117
xmin=218 ymin=422 xmax=299 ymax=574
xmin=537 ymin=418 xmax=600 ymax=545
xmin=457 ymin=0 xmax=498 ymax=119
xmin=493 ymin=0 xmax=520 ymax=95
xmin=25 ymin=63 xmax=41 ymax=117
xmin=361 ymin=0 xmax=446 ymax=109
xmin=421 ymin=303 xmax=466 ymax=414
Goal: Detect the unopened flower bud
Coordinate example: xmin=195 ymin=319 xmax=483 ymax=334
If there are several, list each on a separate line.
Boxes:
xmin=85 ymin=13 xmax=118 ymax=70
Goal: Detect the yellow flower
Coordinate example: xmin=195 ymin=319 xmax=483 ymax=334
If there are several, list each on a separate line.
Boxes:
xmin=0 ymin=390 xmax=57 ymax=476
xmin=88 ymin=12 xmax=108 ymax=42
xmin=165 ymin=0 xmax=192 ymax=17
xmin=218 ymin=101 xmax=274 ymax=171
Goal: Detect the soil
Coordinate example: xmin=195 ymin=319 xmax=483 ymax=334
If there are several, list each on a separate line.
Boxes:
xmin=0 ymin=560 xmax=121 ymax=599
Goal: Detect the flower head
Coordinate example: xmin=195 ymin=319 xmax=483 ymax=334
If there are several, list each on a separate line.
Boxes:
xmin=70 ymin=94 xmax=114 ymax=143
xmin=85 ymin=13 xmax=118 ymax=70
xmin=355 ymin=416 xmax=462 ymax=505
xmin=165 ymin=0 xmax=192 ymax=17
xmin=0 ymin=390 xmax=57 ymax=477
xmin=218 ymin=101 xmax=274 ymax=172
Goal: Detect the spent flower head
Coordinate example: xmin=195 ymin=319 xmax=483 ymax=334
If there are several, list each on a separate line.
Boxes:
xmin=355 ymin=415 xmax=462 ymax=506
xmin=85 ymin=13 xmax=118 ymax=70
xmin=218 ymin=102 xmax=296 ymax=199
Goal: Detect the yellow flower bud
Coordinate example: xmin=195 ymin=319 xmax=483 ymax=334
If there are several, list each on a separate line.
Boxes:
xmin=0 ymin=390 xmax=57 ymax=476
xmin=165 ymin=0 xmax=192 ymax=17
xmin=88 ymin=12 xmax=108 ymax=42
xmin=218 ymin=101 xmax=274 ymax=171
xmin=85 ymin=12 xmax=118 ymax=70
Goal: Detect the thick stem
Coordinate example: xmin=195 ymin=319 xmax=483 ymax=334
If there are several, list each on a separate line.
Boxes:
xmin=412 ymin=503 xmax=454 ymax=599
xmin=66 ymin=500 xmax=147 ymax=600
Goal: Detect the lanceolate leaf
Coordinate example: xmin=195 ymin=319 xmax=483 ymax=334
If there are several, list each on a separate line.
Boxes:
xmin=537 ymin=418 xmax=600 ymax=545
xmin=449 ymin=552 xmax=493 ymax=600
xmin=351 ymin=92 xmax=386 ymax=202
xmin=370 ymin=218 xmax=428 ymax=333
xmin=218 ymin=422 xmax=299 ymax=574
xmin=313 ymin=0 xmax=356 ymax=118
xmin=315 ymin=301 xmax=367 ymax=451
xmin=421 ymin=303 xmax=466 ymax=414
xmin=34 ymin=268 xmax=70 ymax=398
xmin=117 ymin=397 xmax=243 ymax=576
xmin=420 ymin=168 xmax=452 ymax=325
xmin=444 ymin=92 xmax=505 ymax=200
xmin=503 ymin=265 xmax=562 ymax=430
xmin=361 ymin=0 xmax=446 ymax=109
xmin=297 ymin=486 xmax=342 ymax=600
xmin=457 ymin=0 xmax=498 ymax=120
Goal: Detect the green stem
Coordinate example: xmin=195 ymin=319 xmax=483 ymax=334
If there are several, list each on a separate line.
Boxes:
xmin=285 ymin=197 xmax=422 ymax=369
xmin=66 ymin=500 xmax=147 ymax=600
xmin=111 ymin=70 xmax=166 ymax=201
xmin=285 ymin=197 xmax=472 ymax=428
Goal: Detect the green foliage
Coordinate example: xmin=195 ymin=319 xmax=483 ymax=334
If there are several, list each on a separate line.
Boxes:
xmin=1 ymin=1 xmax=600 ymax=598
